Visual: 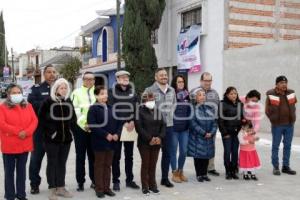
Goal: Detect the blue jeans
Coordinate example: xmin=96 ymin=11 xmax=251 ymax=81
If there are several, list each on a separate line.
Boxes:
xmin=3 ymin=153 xmax=28 ymax=200
xmin=271 ymin=124 xmax=294 ymax=168
xmin=170 ymin=130 xmax=189 ymax=171
xmin=161 ymin=127 xmax=173 ymax=180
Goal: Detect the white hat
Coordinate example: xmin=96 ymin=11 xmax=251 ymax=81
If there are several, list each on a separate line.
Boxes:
xmin=115 ymin=70 xmax=130 ymax=77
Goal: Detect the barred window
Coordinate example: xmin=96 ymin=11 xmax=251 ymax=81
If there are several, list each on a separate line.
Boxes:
xmin=182 ymin=7 xmax=202 ymax=29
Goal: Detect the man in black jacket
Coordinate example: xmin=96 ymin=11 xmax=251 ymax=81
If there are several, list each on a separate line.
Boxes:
xmin=108 ymin=70 xmax=140 ymax=191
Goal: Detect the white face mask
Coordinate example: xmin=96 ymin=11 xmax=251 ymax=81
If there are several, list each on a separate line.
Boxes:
xmin=247 ymin=101 xmax=258 ymax=107
xmin=145 ymin=101 xmax=155 ymax=109
xmin=10 ymin=94 xmax=24 ymax=104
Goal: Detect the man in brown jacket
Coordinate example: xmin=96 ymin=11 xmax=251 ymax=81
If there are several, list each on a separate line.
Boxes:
xmin=265 ymin=76 xmax=297 ymax=176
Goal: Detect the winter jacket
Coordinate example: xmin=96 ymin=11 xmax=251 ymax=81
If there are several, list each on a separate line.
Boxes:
xmin=87 ymin=104 xmax=121 ymax=151
xmin=187 ymin=104 xmax=218 ymax=159
xmin=0 ymin=103 xmax=38 ymax=154
xmin=135 ymin=106 xmax=166 ymax=147
xmin=265 ymin=88 xmax=297 ymax=126
xmin=218 ymin=99 xmax=244 ymax=137
xmin=39 ymin=97 xmax=76 ymax=144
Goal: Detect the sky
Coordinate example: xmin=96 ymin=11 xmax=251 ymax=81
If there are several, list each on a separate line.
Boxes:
xmin=1 ymin=0 xmax=122 ymax=55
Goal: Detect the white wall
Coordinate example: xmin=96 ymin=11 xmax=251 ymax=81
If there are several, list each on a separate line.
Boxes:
xmin=154 ymin=0 xmax=225 ymax=95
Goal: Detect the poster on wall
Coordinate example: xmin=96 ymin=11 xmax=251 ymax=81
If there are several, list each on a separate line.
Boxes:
xmin=177 ymin=25 xmax=201 ymax=73
xmin=3 ymin=66 xmax=10 ymax=78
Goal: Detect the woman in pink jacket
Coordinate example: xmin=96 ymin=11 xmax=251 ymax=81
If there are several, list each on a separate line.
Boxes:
xmin=0 ymin=83 xmax=38 ymax=200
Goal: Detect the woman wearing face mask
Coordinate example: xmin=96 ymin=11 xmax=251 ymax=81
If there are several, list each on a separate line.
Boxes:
xmin=135 ymin=92 xmax=166 ymax=196
xmin=38 ymin=78 xmax=76 ymax=200
xmin=218 ymin=87 xmax=244 ymax=180
xmin=0 ymin=84 xmax=38 ymax=200
xmin=240 ymin=90 xmax=261 ymax=133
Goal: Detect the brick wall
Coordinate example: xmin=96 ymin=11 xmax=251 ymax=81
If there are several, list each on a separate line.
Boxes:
xmin=226 ymin=0 xmax=300 ymax=49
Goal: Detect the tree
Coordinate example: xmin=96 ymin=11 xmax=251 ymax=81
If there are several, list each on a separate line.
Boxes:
xmin=122 ymin=0 xmax=166 ymax=94
xmin=60 ymin=56 xmax=82 ymax=88
xmin=0 ymin=11 xmax=8 ymax=78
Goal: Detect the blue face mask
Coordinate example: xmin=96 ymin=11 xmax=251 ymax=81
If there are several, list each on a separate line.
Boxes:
xmin=10 ymin=94 xmax=24 ymax=104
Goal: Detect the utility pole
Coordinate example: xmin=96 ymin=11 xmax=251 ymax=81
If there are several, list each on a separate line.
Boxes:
xmin=116 ymin=0 xmax=121 ymax=71
xmin=11 ymin=47 xmax=15 ymax=83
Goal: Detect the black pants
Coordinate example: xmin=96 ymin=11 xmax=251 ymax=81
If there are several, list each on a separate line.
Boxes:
xmin=3 ymin=153 xmax=28 ymax=200
xmin=73 ymin=125 xmax=95 ymax=185
xmin=112 ymin=141 xmax=134 ymax=184
xmin=194 ymin=158 xmax=209 ymax=176
xmin=222 ymin=135 xmax=239 ymax=173
xmin=29 ymin=128 xmax=46 ymax=188
xmin=44 ymin=142 xmax=71 ymax=189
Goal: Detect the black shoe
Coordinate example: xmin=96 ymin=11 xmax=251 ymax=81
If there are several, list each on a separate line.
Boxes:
xmin=16 ymin=197 xmax=28 ymax=200
xmin=225 ymin=173 xmax=232 ymax=180
xmin=96 ymin=192 xmax=105 ymax=198
xmin=273 ymin=167 xmax=281 ymax=176
xmin=126 ymin=181 xmax=140 ymax=189
xmin=113 ymin=183 xmax=120 ymax=191
xmin=104 ymin=190 xmax=116 ymax=197
xmin=77 ymin=184 xmax=84 ymax=192
xmin=202 ymin=175 xmax=211 ymax=182
xmin=90 ymin=183 xmax=96 ymax=189
xmin=250 ymin=174 xmax=258 ymax=181
xmin=142 ymin=189 xmax=150 ymax=196
xmin=30 ymin=186 xmax=39 ymax=194
xmin=149 ymin=188 xmax=160 ymax=194
xmin=231 ymin=172 xmax=239 ymax=180
xmin=282 ymin=166 xmax=297 ymax=175
xmin=243 ymin=174 xmax=250 ymax=180
xmin=197 ymin=176 xmax=204 ymax=182
xmin=161 ymin=179 xmax=174 ymax=188
xmin=208 ymin=170 xmax=220 ymax=176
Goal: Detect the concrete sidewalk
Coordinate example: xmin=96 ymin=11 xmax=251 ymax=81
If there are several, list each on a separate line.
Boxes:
xmin=0 ymin=132 xmax=300 ymax=200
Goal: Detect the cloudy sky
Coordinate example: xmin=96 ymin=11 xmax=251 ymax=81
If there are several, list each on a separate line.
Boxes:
xmin=1 ymin=0 xmax=121 ymax=54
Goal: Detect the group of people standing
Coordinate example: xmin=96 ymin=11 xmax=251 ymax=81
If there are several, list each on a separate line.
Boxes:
xmin=0 ymin=64 xmax=298 ymax=200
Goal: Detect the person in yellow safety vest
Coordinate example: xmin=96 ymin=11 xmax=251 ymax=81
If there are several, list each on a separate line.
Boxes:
xmin=70 ymin=71 xmax=96 ymax=192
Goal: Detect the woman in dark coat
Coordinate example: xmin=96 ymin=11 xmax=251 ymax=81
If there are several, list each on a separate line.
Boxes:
xmin=218 ymin=86 xmax=244 ymax=180
xmin=135 ymin=92 xmax=165 ymax=195
xmin=39 ymin=78 xmax=76 ymax=200
xmin=187 ymin=88 xmax=218 ymax=182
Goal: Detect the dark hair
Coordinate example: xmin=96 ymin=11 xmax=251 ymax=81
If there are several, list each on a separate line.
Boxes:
xmin=200 ymin=72 xmax=212 ymax=81
xmin=94 ymin=85 xmax=106 ymax=96
xmin=43 ymin=64 xmax=55 ymax=74
xmin=4 ymin=83 xmax=27 ymax=108
xmin=155 ymin=68 xmax=167 ymax=74
xmin=246 ymin=90 xmax=261 ymax=101
xmin=171 ymin=75 xmax=188 ymax=91
xmin=242 ymin=120 xmax=253 ymax=129
xmin=83 ymin=71 xmax=94 ymax=78
xmin=141 ymin=92 xmax=155 ymax=103
xmin=223 ymin=86 xmax=241 ymax=103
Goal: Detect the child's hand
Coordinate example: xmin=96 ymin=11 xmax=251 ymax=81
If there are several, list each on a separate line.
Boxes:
xmin=255 ymin=137 xmax=260 ymax=141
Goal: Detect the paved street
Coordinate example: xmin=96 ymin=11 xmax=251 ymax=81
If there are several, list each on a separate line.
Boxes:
xmin=0 ymin=128 xmax=300 ymax=200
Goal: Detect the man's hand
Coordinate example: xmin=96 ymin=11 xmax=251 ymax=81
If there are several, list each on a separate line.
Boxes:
xmin=149 ymin=137 xmax=156 ymax=146
xmin=205 ymin=133 xmax=212 ymax=139
xmin=106 ymin=134 xmax=113 ymax=142
xmin=18 ymin=131 xmax=27 ymax=140
xmin=112 ymin=134 xmax=119 ymax=141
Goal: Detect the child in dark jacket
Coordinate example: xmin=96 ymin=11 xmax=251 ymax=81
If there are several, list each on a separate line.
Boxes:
xmin=135 ymin=92 xmax=165 ymax=196
xmin=87 ymin=86 xmax=121 ymax=198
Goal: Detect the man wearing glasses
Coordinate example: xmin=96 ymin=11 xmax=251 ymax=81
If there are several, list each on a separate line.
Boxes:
xmin=71 ymin=71 xmax=96 ymax=191
xmin=190 ymin=72 xmax=220 ymax=176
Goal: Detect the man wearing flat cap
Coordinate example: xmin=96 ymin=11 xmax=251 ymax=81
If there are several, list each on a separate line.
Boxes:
xmin=108 ymin=70 xmax=140 ymax=191
xmin=265 ymin=75 xmax=297 ymax=176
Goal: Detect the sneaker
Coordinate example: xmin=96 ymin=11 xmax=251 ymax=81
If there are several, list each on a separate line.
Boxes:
xmin=56 ymin=187 xmax=73 ymax=198
xmin=282 ymin=166 xmax=297 ymax=175
xmin=160 ymin=179 xmax=174 ymax=188
xmin=30 ymin=186 xmax=40 ymax=195
xmin=172 ymin=170 xmax=182 ymax=183
xmin=96 ymin=192 xmax=105 ymax=198
xmin=49 ymin=188 xmax=58 ymax=200
xmin=142 ymin=189 xmax=150 ymax=196
xmin=197 ymin=176 xmax=204 ymax=182
xmin=273 ymin=167 xmax=281 ymax=176
xmin=208 ymin=170 xmax=220 ymax=176
xmin=113 ymin=183 xmax=120 ymax=191
xmin=126 ymin=181 xmax=140 ymax=189
xmin=104 ymin=190 xmax=116 ymax=197
xmin=149 ymin=188 xmax=160 ymax=194
xmin=202 ymin=175 xmax=211 ymax=182
xmin=77 ymin=184 xmax=84 ymax=192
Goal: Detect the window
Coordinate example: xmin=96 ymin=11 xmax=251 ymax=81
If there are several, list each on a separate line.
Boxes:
xmin=151 ymin=29 xmax=158 ymax=44
xmin=97 ymin=33 xmax=103 ymax=57
xmin=181 ymin=7 xmax=202 ymax=30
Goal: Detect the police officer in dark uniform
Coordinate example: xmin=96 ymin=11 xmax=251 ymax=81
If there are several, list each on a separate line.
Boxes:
xmin=28 ymin=64 xmax=57 ymax=194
